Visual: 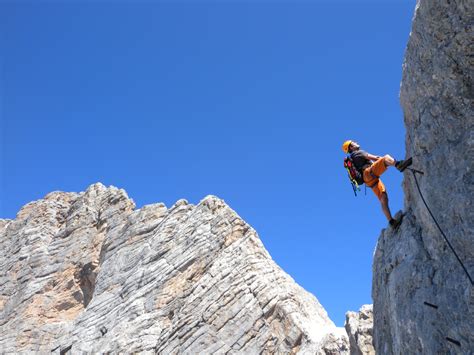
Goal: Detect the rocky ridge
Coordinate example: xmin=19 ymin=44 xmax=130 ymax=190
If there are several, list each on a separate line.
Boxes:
xmin=372 ymin=0 xmax=474 ymax=353
xmin=0 ymin=183 xmax=348 ymax=354
xmin=344 ymin=305 xmax=374 ymax=355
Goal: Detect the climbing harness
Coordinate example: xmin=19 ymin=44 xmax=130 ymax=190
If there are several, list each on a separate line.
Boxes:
xmin=410 ymin=168 xmax=473 ymax=286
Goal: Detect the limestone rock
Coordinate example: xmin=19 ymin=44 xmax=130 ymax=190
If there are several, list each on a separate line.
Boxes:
xmin=316 ymin=328 xmax=350 ymax=355
xmin=373 ymin=0 xmax=474 ymax=353
xmin=0 ymin=185 xmax=348 ymax=354
xmin=344 ymin=305 xmax=374 ymax=355
xmin=0 ymin=183 xmax=135 ymax=352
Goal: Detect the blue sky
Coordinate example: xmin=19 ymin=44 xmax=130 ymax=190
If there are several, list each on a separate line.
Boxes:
xmin=1 ymin=1 xmax=415 ymax=326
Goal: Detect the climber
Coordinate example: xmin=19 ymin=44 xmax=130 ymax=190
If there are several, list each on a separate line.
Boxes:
xmin=342 ymin=140 xmax=412 ymax=228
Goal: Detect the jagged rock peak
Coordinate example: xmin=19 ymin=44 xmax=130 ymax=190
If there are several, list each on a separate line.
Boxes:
xmin=373 ymin=0 xmax=473 ymax=353
xmin=345 ymin=304 xmax=375 ymax=355
xmin=0 ymin=183 xmax=348 ymax=354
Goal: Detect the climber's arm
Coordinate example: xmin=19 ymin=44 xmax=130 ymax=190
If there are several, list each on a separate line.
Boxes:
xmin=367 ymin=153 xmax=382 ymax=161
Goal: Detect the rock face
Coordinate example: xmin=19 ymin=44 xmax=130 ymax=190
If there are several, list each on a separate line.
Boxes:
xmin=344 ymin=305 xmax=374 ymax=355
xmin=373 ymin=0 xmax=474 ymax=353
xmin=0 ymin=183 xmax=348 ymax=354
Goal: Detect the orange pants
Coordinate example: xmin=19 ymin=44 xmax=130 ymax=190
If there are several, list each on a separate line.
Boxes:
xmin=363 ymin=158 xmax=388 ymax=200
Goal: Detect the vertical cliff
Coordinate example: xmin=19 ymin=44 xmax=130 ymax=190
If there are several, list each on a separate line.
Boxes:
xmin=0 ymin=183 xmax=348 ymax=354
xmin=373 ymin=0 xmax=473 ymax=353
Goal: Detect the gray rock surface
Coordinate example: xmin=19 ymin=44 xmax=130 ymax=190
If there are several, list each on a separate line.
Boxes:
xmin=0 ymin=183 xmax=348 ymax=354
xmin=344 ymin=304 xmax=374 ymax=355
xmin=373 ymin=0 xmax=474 ymax=353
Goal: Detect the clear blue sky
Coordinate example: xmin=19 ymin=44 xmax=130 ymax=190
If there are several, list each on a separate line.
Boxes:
xmin=1 ymin=1 xmax=415 ymax=326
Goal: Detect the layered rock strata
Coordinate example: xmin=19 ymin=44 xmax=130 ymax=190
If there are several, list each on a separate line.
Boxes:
xmin=373 ymin=0 xmax=474 ymax=353
xmin=0 ymin=183 xmax=348 ymax=354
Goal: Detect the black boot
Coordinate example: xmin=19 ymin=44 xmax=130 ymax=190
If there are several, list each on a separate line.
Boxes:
xmin=389 ymin=214 xmax=404 ymax=230
xmin=395 ymin=157 xmax=413 ymax=172
xmin=389 ymin=218 xmax=400 ymax=229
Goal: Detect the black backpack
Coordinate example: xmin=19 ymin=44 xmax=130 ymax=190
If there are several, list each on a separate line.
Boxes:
xmin=344 ymin=156 xmax=364 ymax=195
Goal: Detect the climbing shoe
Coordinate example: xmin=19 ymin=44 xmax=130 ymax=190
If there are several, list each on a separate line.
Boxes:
xmin=395 ymin=157 xmax=413 ymax=172
xmin=389 ymin=214 xmax=404 ymax=230
xmin=389 ymin=218 xmax=401 ymax=229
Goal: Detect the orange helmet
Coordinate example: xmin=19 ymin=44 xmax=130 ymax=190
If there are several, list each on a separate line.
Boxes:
xmin=342 ymin=140 xmax=352 ymax=154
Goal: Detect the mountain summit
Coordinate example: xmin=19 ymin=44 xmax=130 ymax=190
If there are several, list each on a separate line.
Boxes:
xmin=0 ymin=183 xmax=348 ymax=353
